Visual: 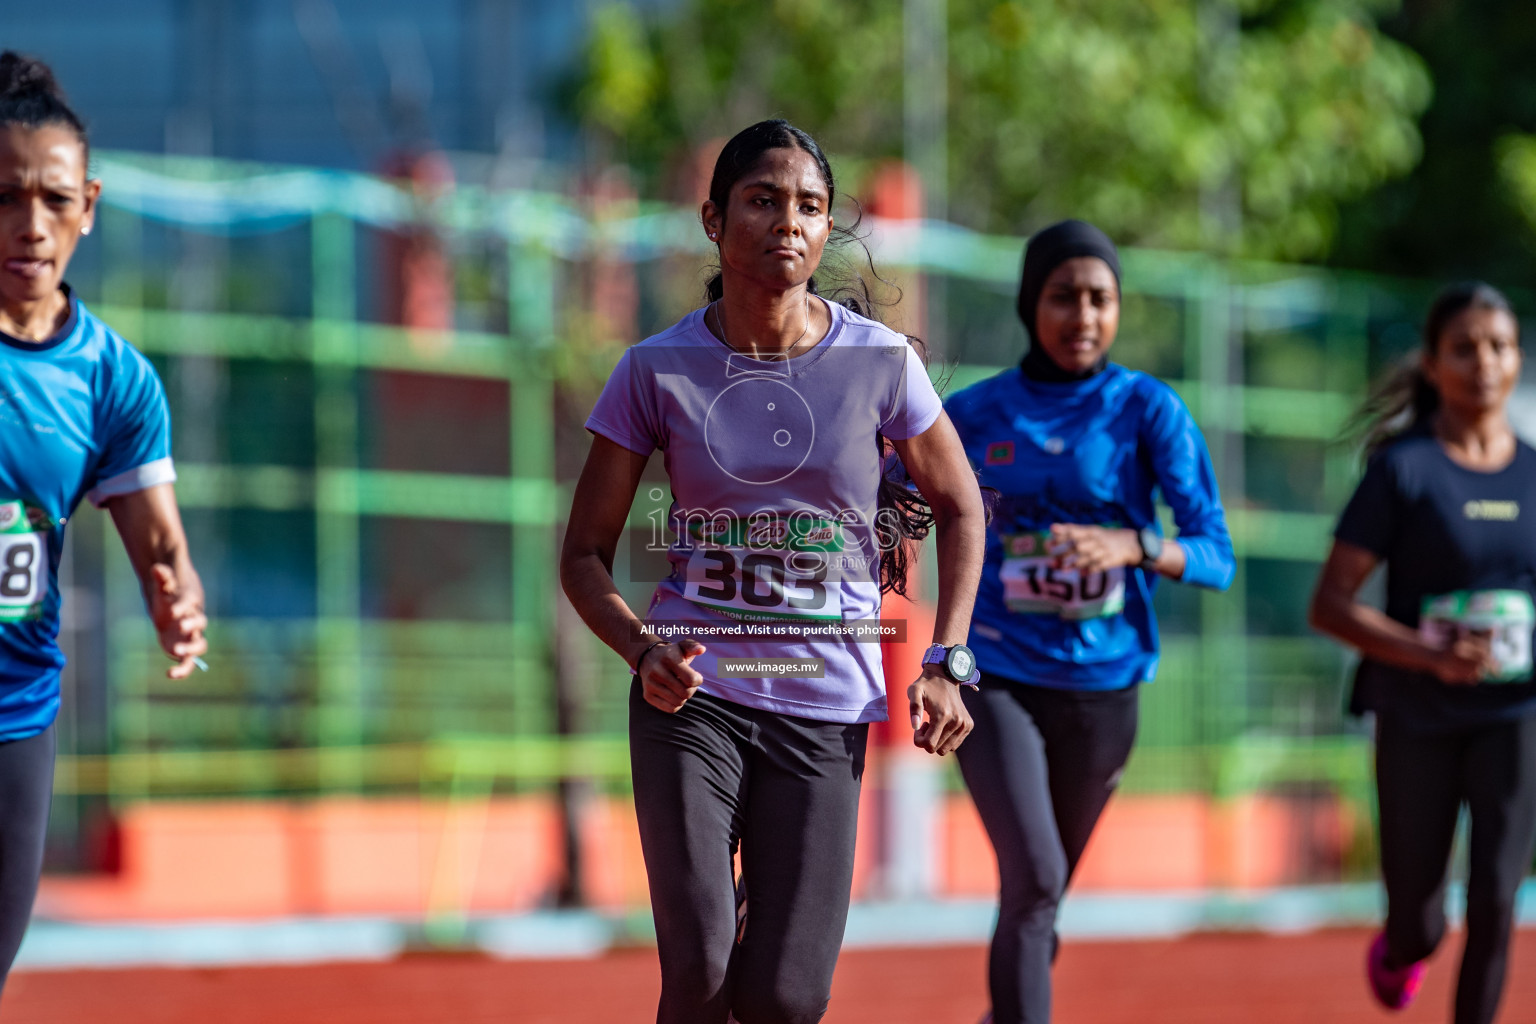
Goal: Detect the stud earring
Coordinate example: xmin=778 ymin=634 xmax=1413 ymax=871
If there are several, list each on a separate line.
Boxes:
xmin=80 ymin=225 xmax=91 ymax=236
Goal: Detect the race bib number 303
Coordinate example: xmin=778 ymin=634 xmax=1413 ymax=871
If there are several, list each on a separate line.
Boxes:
xmin=999 ymin=530 xmax=1126 ymax=621
xmin=0 ymin=501 xmax=47 ymax=623
xmin=681 ymin=515 xmax=848 ymax=622
xmin=1420 ymin=589 xmax=1536 ymax=684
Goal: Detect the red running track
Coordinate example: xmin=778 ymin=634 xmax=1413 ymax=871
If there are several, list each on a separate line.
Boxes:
xmin=5 ymin=928 xmax=1535 ymax=1023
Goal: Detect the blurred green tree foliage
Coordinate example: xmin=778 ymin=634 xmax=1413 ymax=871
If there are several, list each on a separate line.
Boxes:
xmin=1330 ymin=2 xmax=1536 ymax=285
xmin=1500 ymin=137 xmax=1536 ymax=244
xmin=573 ymin=0 xmax=1430 ymax=261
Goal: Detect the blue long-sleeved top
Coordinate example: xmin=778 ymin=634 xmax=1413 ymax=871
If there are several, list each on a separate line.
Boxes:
xmin=945 ymin=363 xmax=1234 ymax=690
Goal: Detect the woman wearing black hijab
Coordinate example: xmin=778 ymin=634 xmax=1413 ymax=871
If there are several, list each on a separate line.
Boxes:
xmin=945 ymin=221 xmax=1235 ymax=1023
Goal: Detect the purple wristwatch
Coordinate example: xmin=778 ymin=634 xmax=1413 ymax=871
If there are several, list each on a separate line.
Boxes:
xmin=922 ymin=643 xmax=980 ymax=688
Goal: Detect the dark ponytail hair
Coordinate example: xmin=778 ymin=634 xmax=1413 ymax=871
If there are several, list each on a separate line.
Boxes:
xmin=0 ymin=53 xmax=88 ymax=161
xmin=702 ymin=119 xmax=964 ymax=596
xmin=1346 ymin=281 xmax=1517 ymax=455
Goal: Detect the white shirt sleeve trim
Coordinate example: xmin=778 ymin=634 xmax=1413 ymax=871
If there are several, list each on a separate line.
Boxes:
xmin=87 ymin=458 xmax=178 ymax=507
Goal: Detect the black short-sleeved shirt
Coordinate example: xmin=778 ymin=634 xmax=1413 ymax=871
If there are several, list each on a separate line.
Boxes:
xmin=1335 ymin=427 xmax=1536 ymax=731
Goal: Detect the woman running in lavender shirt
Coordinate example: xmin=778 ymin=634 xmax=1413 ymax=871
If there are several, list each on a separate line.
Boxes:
xmin=561 ymin=120 xmax=986 ymax=1024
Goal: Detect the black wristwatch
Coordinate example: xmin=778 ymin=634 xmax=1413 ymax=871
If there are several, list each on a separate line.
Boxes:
xmin=1137 ymin=525 xmax=1163 ymax=571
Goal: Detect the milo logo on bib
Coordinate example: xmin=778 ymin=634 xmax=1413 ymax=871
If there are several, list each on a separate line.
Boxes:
xmin=682 ymin=513 xmax=846 ymax=622
xmin=688 ymin=515 xmax=843 ymax=553
xmin=1420 ymin=589 xmax=1536 ymax=684
xmin=0 ymin=500 xmax=49 ymax=623
xmin=998 ymin=528 xmax=1126 ymax=621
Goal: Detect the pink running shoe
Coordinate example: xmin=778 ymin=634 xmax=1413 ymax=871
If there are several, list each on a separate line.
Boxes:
xmin=1367 ymin=931 xmax=1426 ymax=1010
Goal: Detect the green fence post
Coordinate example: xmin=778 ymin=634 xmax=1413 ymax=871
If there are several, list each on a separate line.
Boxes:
xmin=1323 ymin=278 xmax=1370 ymax=508
xmin=507 ymin=241 xmax=557 ymax=739
xmin=1190 ymin=262 xmax=1248 ymax=747
xmin=102 ymin=203 xmax=149 ymax=803
xmin=312 ymin=210 xmax=364 ymax=789
xmin=104 ymin=507 xmax=148 ymax=803
xmin=101 ymin=203 xmax=144 ymax=314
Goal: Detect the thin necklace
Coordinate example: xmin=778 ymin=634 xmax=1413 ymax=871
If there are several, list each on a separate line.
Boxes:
xmin=711 ymin=296 xmax=812 ymax=361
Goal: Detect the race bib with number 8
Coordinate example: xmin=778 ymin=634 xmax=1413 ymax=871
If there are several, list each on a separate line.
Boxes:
xmin=0 ymin=501 xmax=47 ymax=623
xmin=999 ymin=530 xmax=1126 ymax=621
xmin=1420 ymin=589 xmax=1536 ymax=683
xmin=681 ymin=516 xmax=847 ymax=622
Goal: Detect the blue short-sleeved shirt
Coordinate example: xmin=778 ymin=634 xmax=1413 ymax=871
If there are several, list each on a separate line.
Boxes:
xmin=0 ymin=291 xmax=175 ymax=740
xmin=946 ymin=363 xmax=1234 ymax=691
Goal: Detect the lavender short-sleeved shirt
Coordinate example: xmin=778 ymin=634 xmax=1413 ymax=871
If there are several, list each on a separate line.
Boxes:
xmin=586 ymin=299 xmax=943 ymax=723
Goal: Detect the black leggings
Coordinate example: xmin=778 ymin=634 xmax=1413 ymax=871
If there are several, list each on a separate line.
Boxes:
xmin=628 ymin=680 xmax=867 ymax=1024
xmin=0 ymin=725 xmax=55 ymax=1000
xmin=1376 ymin=713 xmax=1536 ymax=1024
xmin=956 ymin=675 xmax=1139 ymax=1024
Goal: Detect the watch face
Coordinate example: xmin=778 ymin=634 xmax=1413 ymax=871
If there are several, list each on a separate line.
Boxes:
xmin=947 ymin=646 xmax=975 ymax=680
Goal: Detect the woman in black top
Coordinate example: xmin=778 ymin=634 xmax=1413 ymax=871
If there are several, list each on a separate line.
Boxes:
xmin=1311 ymin=282 xmax=1536 ymax=1024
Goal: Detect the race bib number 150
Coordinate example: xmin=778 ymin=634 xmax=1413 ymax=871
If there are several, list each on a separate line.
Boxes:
xmin=0 ymin=501 xmax=46 ymax=623
xmin=999 ymin=530 xmax=1126 ymax=621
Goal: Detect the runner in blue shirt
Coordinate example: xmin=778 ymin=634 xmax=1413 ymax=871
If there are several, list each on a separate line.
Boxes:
xmin=945 ymin=221 xmax=1234 ymax=1024
xmin=0 ymin=52 xmax=207 ymax=996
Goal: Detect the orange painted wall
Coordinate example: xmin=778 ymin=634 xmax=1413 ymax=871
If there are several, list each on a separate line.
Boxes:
xmin=35 ymin=787 xmax=1364 ymax=923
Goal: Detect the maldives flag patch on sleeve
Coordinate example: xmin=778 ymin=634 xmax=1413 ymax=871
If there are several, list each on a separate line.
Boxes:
xmin=985 ymin=440 xmax=1015 ymax=466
